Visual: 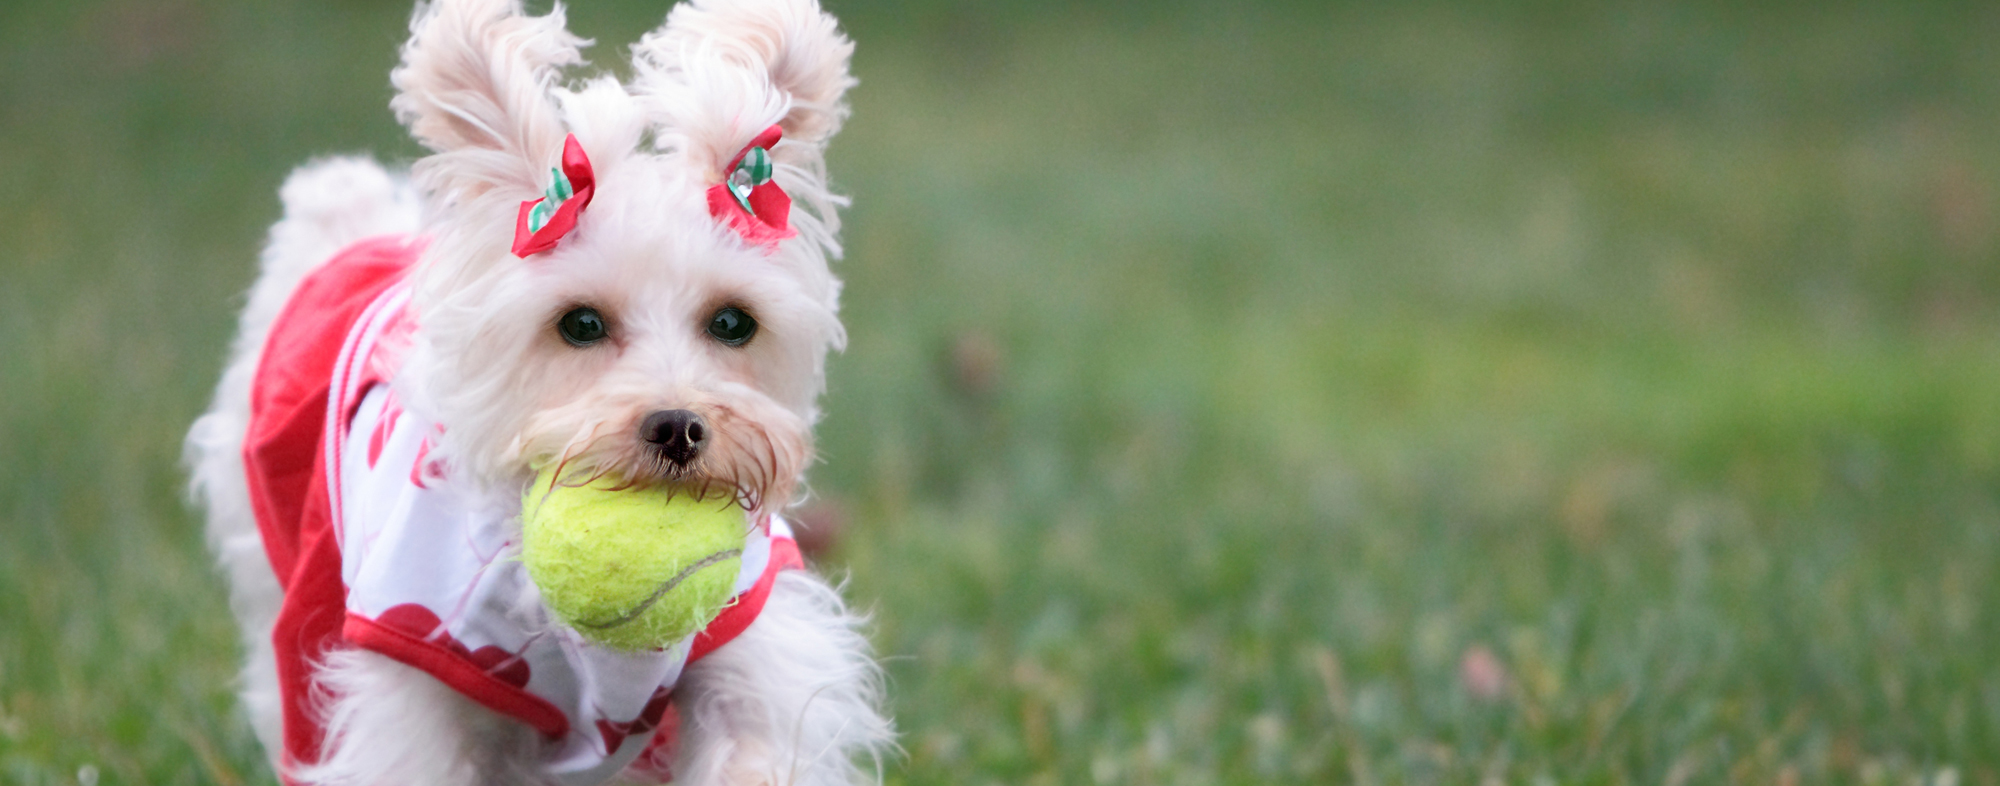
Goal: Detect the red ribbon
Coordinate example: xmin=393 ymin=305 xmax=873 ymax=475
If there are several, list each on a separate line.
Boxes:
xmin=511 ymin=134 xmax=596 ymax=258
xmin=705 ymin=125 xmax=797 ymax=250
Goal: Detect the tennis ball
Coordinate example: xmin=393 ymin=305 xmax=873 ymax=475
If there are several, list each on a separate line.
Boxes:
xmin=520 ymin=470 xmax=748 ymax=651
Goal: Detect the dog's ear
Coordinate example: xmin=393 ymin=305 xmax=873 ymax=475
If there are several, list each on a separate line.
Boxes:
xmin=391 ymin=0 xmax=585 ymax=200
xmin=629 ymin=0 xmax=855 ymax=181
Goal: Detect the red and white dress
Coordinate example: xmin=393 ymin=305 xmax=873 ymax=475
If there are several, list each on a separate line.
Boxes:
xmin=242 ymin=236 xmax=801 ymax=785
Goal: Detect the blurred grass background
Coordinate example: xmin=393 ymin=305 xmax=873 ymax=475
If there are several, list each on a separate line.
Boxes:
xmin=4 ymin=0 xmax=2000 ymax=783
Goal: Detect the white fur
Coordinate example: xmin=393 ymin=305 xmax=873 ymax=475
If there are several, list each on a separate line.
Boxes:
xmin=670 ymin=573 xmax=892 ymax=786
xmin=291 ymin=650 xmax=552 ymax=786
xmin=186 ymin=0 xmax=890 ymax=783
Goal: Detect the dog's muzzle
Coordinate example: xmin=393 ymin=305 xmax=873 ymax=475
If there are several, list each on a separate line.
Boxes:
xmin=641 ymin=409 xmax=707 ymax=467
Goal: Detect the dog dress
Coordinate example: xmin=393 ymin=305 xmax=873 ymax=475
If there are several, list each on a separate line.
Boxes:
xmin=242 ymin=235 xmax=802 ymax=785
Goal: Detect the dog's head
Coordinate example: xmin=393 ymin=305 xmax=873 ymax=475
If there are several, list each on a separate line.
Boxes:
xmin=390 ymin=0 xmax=854 ymax=514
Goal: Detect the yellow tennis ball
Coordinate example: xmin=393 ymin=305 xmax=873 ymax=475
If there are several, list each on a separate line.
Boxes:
xmin=520 ymin=470 xmax=747 ymax=651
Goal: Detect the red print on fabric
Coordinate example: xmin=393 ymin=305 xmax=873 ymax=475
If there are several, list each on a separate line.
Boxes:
xmin=595 ymin=685 xmax=676 ymax=756
xmin=376 ymin=604 xmax=532 ymax=688
xmin=512 ymin=134 xmax=597 ymax=258
xmin=409 ymin=435 xmax=441 ymax=490
xmin=705 ymin=125 xmax=798 ymax=250
xmin=625 ymin=706 xmax=684 ymax=783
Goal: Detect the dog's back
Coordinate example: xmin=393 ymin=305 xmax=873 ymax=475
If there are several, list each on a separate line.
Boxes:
xmin=184 ymin=157 xmax=418 ymax=762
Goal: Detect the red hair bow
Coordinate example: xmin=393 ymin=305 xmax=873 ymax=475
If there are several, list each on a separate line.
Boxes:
xmin=706 ymin=125 xmax=797 ymax=250
xmin=511 ymin=134 xmax=596 ymax=258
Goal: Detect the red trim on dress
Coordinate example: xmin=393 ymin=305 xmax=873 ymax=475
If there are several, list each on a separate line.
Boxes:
xmin=688 ymin=537 xmax=804 ymax=663
xmin=343 ymin=612 xmax=571 ymax=738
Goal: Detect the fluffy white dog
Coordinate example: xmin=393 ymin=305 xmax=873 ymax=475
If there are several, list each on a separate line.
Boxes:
xmin=184 ymin=0 xmax=892 ymax=783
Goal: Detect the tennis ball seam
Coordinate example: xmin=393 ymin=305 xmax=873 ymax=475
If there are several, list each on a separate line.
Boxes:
xmin=575 ymin=547 xmax=742 ymax=630
xmin=520 ymin=468 xmax=749 ymax=650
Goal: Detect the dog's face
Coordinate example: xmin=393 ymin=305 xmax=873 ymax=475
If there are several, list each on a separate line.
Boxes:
xmin=388 ymin=0 xmax=854 ymax=514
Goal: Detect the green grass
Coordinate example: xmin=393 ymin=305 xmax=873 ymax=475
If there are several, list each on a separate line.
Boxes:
xmin=5 ymin=1 xmax=2000 ymax=783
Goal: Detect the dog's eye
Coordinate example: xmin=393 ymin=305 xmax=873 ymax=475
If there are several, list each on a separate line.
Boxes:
xmin=706 ymin=307 xmax=757 ymax=346
xmin=557 ymin=307 xmax=608 ymax=346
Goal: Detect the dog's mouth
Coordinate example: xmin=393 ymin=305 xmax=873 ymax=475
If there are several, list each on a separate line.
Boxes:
xmin=641 ymin=443 xmax=705 ymax=480
xmin=639 ymin=449 xmax=766 ymax=511
xmin=530 ymin=403 xmax=799 ymax=515
xmin=543 ymin=464 xmax=755 ymax=511
xmin=654 ymin=473 xmax=757 ymax=511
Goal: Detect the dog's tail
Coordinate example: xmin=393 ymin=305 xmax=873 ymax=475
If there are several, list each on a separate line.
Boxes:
xmin=216 ymin=158 xmax=419 ymax=417
xmin=188 ymin=158 xmax=419 ymax=499
xmin=262 ymin=157 xmax=421 ymax=319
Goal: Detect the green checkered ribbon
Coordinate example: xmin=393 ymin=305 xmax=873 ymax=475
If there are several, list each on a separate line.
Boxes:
xmin=527 ymin=167 xmax=576 ymax=234
xmin=726 ymin=146 xmax=774 ymax=215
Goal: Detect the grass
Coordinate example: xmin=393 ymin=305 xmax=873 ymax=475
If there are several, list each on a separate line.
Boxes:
xmin=4 ymin=0 xmax=2000 ymax=783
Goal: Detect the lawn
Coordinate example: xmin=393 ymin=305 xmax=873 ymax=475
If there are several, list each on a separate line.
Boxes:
xmin=3 ymin=0 xmax=1999 ymax=784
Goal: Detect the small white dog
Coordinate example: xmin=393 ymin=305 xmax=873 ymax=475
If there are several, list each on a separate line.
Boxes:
xmin=185 ymin=0 xmax=891 ymax=783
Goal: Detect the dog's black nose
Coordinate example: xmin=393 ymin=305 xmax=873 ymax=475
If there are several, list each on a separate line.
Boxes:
xmin=641 ymin=409 xmax=707 ymax=466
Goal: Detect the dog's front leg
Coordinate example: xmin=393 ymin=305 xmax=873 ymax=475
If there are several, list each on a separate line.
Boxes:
xmin=289 ymin=649 xmax=551 ymax=786
xmin=670 ymin=572 xmax=893 ymax=786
